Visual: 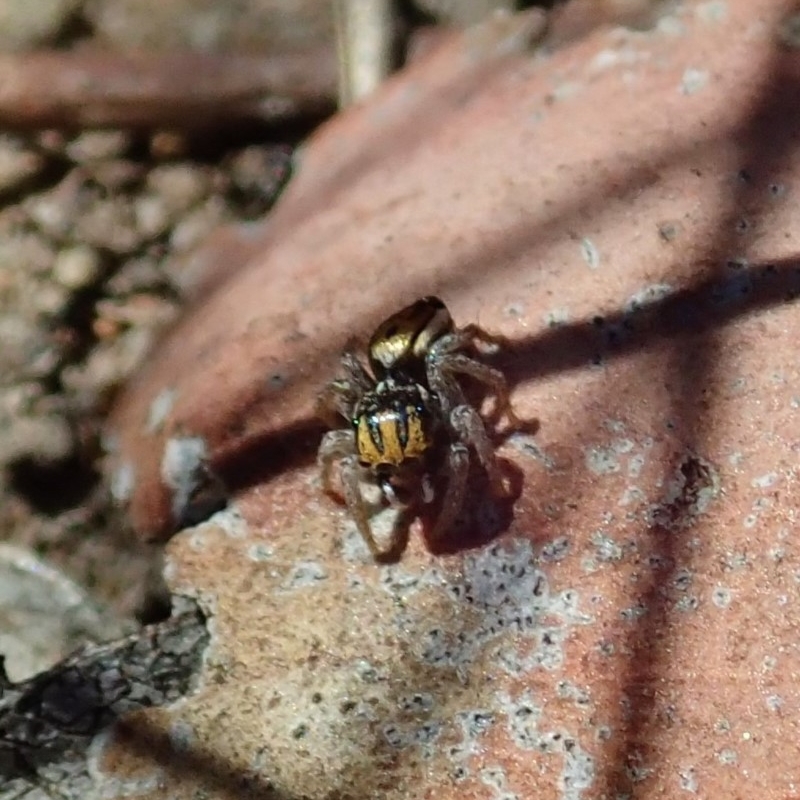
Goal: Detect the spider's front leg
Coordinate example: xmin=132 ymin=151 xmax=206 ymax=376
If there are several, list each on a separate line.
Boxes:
xmin=426 ymin=329 xmax=522 ymax=428
xmin=318 ymin=428 xmax=383 ymax=558
xmin=318 ymin=428 xmax=355 ymax=494
xmin=316 ymin=352 xmax=374 ymax=427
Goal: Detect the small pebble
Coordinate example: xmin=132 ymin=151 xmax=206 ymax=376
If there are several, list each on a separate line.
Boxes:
xmin=52 ymin=245 xmax=102 ymax=290
xmin=66 ymin=130 xmax=132 ymax=164
xmin=0 ymin=135 xmax=45 ymax=194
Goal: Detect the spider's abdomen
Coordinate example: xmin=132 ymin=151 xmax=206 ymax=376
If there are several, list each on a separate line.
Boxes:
xmin=354 ymin=381 xmax=433 ymax=467
xmin=368 ymin=296 xmax=453 ymax=377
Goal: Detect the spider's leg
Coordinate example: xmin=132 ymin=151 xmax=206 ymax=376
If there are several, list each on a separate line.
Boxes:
xmin=318 ymin=422 xmax=387 ymax=558
xmin=450 ymin=404 xmax=505 ymax=496
xmin=339 ymin=351 xmax=374 ymax=390
xmin=316 ymin=352 xmax=374 ymax=426
xmin=425 ymin=335 xmax=465 ymax=414
xmin=459 ymin=322 xmax=507 ymax=349
xmin=318 ymin=429 xmax=356 ymax=494
xmin=339 ymin=455 xmax=383 ymax=558
xmin=430 ymin=441 xmax=469 ymax=542
xmin=427 ymin=330 xmax=521 ymax=428
xmin=316 ymin=380 xmax=358 ymax=428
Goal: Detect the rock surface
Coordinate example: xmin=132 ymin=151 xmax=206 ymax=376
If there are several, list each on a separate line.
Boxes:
xmin=103 ymin=1 xmax=800 ymax=798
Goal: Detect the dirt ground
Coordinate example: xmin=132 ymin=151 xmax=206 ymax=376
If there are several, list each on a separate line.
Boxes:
xmin=0 ymin=0 xmax=319 ymax=630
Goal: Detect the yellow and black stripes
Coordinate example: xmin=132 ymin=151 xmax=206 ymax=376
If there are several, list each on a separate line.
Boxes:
xmin=354 ymin=381 xmax=434 ymax=467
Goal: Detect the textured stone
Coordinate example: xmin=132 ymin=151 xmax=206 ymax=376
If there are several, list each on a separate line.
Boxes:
xmin=103 ymin=1 xmax=800 ymax=798
xmin=0 ymin=544 xmax=132 ymax=683
xmin=0 ymin=135 xmax=44 ymax=195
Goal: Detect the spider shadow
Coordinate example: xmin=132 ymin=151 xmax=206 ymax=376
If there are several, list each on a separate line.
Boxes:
xmin=417 ymin=454 xmax=525 ymax=557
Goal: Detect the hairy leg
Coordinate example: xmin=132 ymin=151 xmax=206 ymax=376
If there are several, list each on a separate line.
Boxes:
xmin=318 ymin=428 xmax=356 ymax=493
xmin=430 ymin=441 xmax=469 ymax=543
xmin=449 ymin=404 xmax=505 ymax=496
xmin=427 ymin=331 xmax=521 ymax=427
xmin=316 ymin=352 xmax=374 ymax=425
xmin=339 ymin=455 xmax=383 ymax=558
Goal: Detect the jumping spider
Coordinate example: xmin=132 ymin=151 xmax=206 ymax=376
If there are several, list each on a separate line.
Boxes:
xmin=317 ymin=296 xmax=521 ymax=559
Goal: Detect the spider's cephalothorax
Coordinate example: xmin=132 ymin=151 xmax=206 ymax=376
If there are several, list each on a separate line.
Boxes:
xmin=317 ymin=296 xmax=520 ymax=559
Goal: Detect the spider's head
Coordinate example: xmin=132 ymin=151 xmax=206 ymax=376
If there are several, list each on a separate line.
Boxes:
xmin=353 ymin=380 xmax=436 ymax=468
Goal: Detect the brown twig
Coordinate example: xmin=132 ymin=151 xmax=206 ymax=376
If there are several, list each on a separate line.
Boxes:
xmin=333 ymin=0 xmax=397 ymax=107
xmin=0 ymin=47 xmax=337 ymax=130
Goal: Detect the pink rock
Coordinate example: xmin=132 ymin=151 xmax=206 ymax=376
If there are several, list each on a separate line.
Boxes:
xmin=102 ymin=1 xmax=800 ymax=798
